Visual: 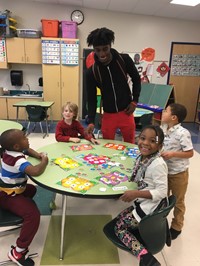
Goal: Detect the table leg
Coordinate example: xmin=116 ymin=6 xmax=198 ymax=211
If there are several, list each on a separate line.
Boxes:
xmin=16 ymin=107 xmax=19 ymax=122
xmin=50 ymin=106 xmax=53 ymax=124
xmin=60 ymin=195 xmax=67 ymax=260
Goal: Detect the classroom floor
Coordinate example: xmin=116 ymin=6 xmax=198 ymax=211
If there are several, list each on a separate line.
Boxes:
xmin=0 ymin=123 xmax=200 ymax=266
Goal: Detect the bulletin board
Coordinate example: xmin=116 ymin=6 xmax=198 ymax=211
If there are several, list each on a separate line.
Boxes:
xmin=168 ymin=42 xmax=200 ymax=122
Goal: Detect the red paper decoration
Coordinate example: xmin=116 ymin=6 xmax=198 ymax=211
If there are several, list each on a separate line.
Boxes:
xmin=141 ymin=48 xmax=155 ymax=62
xmin=156 ymin=62 xmax=170 ymax=77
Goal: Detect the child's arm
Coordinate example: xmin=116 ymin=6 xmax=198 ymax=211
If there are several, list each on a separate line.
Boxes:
xmin=120 ymin=190 xmax=152 ymax=202
xmin=24 ymin=148 xmax=44 ymax=159
xmin=161 ymin=149 xmax=193 ymax=160
xmin=90 ymin=137 xmax=100 ymax=145
xmin=76 ymin=121 xmax=99 ymax=144
xmin=69 ymin=137 xmax=81 ymax=143
xmin=24 ymin=153 xmax=48 ymax=177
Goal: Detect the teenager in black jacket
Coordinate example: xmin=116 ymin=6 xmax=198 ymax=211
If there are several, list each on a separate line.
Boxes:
xmin=85 ymin=27 xmax=141 ymax=143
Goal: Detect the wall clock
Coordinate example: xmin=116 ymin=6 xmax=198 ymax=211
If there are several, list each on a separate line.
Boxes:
xmin=71 ymin=10 xmax=84 ymax=25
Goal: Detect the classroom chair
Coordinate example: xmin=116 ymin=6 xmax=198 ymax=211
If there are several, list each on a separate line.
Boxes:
xmin=103 ymin=195 xmax=176 ymax=266
xmin=25 ymin=105 xmax=49 ymax=138
xmin=0 ymin=207 xmax=23 ymax=236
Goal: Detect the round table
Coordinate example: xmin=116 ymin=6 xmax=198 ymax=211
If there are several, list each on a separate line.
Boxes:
xmin=28 ymin=139 xmax=137 ymax=198
xmin=0 ymin=120 xmax=23 ymax=134
xmin=28 ymin=139 xmax=138 ymax=259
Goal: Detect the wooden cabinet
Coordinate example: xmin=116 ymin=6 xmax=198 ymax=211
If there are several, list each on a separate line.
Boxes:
xmin=0 ymin=98 xmax=8 ymax=119
xmin=6 ymin=38 xmax=42 ymax=64
xmin=195 ymin=87 xmax=200 ymax=128
xmin=7 ymin=97 xmax=42 ymax=120
xmin=42 ymin=38 xmax=79 ymax=120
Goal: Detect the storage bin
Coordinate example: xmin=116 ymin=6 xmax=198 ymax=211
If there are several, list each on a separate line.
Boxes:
xmin=41 ymin=19 xmax=59 ymax=37
xmin=61 ymin=21 xmax=77 ymax=38
xmin=16 ymin=29 xmax=42 ymax=38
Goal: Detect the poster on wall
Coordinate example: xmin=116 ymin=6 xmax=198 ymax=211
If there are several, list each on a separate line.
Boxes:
xmin=61 ymin=39 xmax=79 ymax=66
xmin=123 ymin=48 xmax=155 ymax=83
xmin=0 ymin=38 xmax=6 ymax=62
xmin=42 ymin=40 xmax=60 ymax=64
xmin=171 ymin=54 xmax=200 ymax=76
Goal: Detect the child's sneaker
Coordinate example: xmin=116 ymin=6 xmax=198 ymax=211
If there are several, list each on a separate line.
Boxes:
xmin=8 ymin=246 xmax=35 ymax=266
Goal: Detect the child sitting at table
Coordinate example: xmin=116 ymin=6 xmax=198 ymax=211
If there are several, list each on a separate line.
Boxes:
xmin=55 ymin=101 xmax=100 ymax=144
xmin=114 ymin=125 xmax=168 ymax=266
xmin=0 ymin=129 xmax=48 ymax=266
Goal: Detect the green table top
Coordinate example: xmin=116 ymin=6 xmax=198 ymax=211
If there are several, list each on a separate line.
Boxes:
xmin=134 ymin=107 xmax=153 ymax=117
xmin=13 ymin=101 xmax=54 ymax=108
xmin=28 ymin=139 xmax=138 ymax=198
xmin=0 ymin=120 xmax=23 ymax=134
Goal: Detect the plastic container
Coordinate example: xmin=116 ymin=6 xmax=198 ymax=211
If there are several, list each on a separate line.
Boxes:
xmin=41 ymin=19 xmax=59 ymax=37
xmin=61 ymin=21 xmax=77 ymax=38
xmin=16 ymin=29 xmax=42 ymax=38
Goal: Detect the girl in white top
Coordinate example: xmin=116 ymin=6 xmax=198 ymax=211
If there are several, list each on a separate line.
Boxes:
xmin=114 ymin=125 xmax=168 ymax=266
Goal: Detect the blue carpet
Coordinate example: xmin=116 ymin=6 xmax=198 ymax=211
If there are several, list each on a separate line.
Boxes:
xmin=33 ymin=186 xmax=56 ymax=215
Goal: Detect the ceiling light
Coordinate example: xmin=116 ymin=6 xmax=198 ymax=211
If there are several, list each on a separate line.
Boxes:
xmin=170 ymin=0 xmax=200 ymax=6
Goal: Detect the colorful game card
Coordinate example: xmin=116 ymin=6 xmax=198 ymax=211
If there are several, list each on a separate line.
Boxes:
xmin=59 ymin=175 xmax=98 ymax=193
xmin=104 ymin=143 xmax=127 ymax=151
xmin=70 ymin=144 xmax=94 ymax=152
xmin=83 ymin=153 xmax=110 ymax=165
xmin=52 ymin=156 xmax=82 ymax=171
xmin=96 ymin=171 xmax=129 ymax=187
xmin=124 ymin=147 xmax=139 ymax=158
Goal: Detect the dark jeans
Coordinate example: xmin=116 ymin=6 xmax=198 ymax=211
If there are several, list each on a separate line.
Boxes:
xmin=0 ymin=184 xmax=40 ymax=249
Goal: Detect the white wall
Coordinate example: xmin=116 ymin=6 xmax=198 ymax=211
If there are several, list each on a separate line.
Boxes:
xmin=1 ymin=0 xmax=200 ymax=96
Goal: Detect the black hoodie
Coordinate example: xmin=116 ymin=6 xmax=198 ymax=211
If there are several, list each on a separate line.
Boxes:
xmin=86 ymin=48 xmax=141 ymax=124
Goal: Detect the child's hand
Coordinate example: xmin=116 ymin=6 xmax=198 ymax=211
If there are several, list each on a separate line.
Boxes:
xmin=40 ymin=152 xmax=49 ymax=165
xmin=161 ymin=151 xmax=174 ymax=160
xmin=39 ymin=152 xmax=48 ymax=158
xmin=70 ymin=137 xmax=81 ymax=143
xmin=120 ymin=190 xmax=138 ymax=202
xmin=91 ymin=138 xmax=100 ymax=145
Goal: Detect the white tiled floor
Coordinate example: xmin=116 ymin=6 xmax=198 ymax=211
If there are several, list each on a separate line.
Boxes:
xmin=1 ymin=133 xmax=200 ymax=266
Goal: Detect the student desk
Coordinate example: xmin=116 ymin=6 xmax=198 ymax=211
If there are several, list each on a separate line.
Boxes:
xmin=28 ymin=139 xmax=138 ymax=260
xmin=0 ymin=120 xmax=23 ymax=134
xmin=13 ymin=101 xmax=54 ymax=122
